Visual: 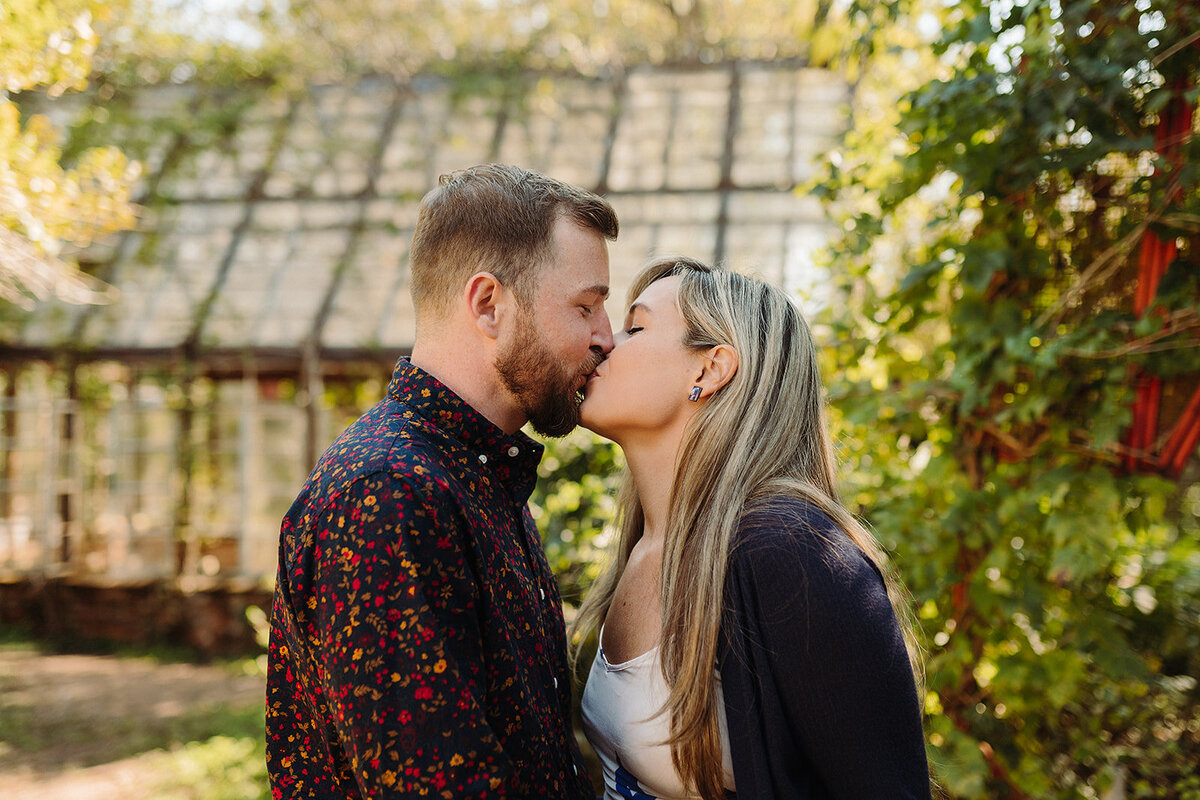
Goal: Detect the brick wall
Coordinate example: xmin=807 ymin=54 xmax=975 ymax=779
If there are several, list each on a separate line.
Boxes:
xmin=0 ymin=576 xmax=273 ymax=658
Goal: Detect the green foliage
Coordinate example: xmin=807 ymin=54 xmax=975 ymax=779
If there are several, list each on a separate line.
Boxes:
xmin=1 ymin=0 xmax=138 ymax=308
xmin=257 ymin=0 xmax=841 ymax=82
xmin=150 ymin=733 xmax=269 ymax=800
xmin=1 ymin=0 xmax=108 ymax=95
xmin=530 ymin=427 xmax=623 ymax=608
xmin=817 ymin=0 xmax=1200 ymax=796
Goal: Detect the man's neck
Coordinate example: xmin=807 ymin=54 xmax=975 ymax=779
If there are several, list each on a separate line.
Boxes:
xmin=410 ymin=339 xmax=527 ymax=435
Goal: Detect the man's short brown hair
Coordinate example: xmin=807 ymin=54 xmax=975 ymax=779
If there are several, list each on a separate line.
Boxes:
xmin=408 ymin=164 xmax=619 ymax=322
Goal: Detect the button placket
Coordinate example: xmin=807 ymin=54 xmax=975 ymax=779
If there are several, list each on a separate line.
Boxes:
xmin=476 ymin=436 xmax=568 ymax=758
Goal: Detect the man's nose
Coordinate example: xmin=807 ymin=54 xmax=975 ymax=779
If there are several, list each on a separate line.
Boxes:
xmin=592 ymin=308 xmax=615 ymax=354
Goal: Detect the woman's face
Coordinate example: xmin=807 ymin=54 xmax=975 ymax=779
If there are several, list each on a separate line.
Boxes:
xmin=580 ymin=275 xmax=703 ymax=444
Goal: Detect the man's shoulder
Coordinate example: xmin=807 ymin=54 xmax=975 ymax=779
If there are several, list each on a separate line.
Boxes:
xmin=303 ymin=397 xmax=459 ymax=505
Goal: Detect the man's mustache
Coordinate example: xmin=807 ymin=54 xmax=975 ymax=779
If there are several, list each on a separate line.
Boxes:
xmin=582 ymin=349 xmax=606 ymax=375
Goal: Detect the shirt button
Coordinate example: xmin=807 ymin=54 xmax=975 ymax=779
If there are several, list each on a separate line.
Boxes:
xmin=553 ymin=676 xmax=558 ymax=688
xmin=478 ymin=454 xmax=488 ymax=464
xmin=507 ymin=446 xmax=519 ymax=457
xmin=573 ymin=764 xmax=578 ymax=775
xmin=539 ymin=587 xmax=545 ymax=600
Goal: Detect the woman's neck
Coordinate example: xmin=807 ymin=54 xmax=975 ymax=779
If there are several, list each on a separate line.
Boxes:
xmin=621 ymin=425 xmax=687 ymax=543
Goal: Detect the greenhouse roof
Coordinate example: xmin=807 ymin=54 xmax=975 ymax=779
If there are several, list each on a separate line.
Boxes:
xmin=1 ymin=61 xmax=847 ymax=374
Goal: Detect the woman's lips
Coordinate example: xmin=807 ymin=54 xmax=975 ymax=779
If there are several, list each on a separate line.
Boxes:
xmin=579 ymin=371 xmax=600 ymax=397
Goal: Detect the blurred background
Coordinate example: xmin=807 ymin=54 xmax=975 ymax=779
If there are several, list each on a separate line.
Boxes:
xmin=1 ymin=0 xmax=1198 ymax=798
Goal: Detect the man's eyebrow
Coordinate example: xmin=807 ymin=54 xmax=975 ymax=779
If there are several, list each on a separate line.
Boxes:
xmin=579 ymin=284 xmax=609 ymax=300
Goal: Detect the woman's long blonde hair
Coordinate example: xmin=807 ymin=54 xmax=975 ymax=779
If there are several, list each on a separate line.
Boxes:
xmin=571 ymin=256 xmax=924 ymax=800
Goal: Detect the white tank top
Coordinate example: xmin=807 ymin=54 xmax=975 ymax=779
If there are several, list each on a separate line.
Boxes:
xmin=580 ymin=633 xmax=736 ymax=800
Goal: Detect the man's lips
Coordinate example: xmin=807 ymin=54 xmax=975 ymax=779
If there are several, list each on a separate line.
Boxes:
xmin=577 ymin=369 xmax=600 ymax=397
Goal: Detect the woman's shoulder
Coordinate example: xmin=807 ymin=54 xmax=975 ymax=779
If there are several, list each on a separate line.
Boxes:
xmin=729 ymin=495 xmax=882 ymax=589
xmin=733 ymin=495 xmax=844 ymax=556
xmin=737 ymin=494 xmax=838 ymax=535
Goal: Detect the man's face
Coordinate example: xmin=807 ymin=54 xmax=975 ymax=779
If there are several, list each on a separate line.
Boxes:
xmin=495 ymin=216 xmax=614 ymax=437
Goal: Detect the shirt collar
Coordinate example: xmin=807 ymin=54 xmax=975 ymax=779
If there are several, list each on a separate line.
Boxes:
xmin=387 ymin=357 xmax=545 ymax=499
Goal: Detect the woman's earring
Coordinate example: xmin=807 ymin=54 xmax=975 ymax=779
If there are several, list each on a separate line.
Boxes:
xmin=688 ymin=386 xmax=702 ymax=402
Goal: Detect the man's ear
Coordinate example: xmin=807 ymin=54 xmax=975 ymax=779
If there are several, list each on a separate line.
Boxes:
xmin=463 ymin=272 xmax=509 ymax=339
xmin=691 ymin=344 xmax=739 ymax=400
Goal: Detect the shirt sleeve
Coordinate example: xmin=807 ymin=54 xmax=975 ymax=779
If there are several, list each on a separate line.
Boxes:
xmin=720 ymin=501 xmax=931 ymax=800
xmin=304 ymin=469 xmax=514 ymax=798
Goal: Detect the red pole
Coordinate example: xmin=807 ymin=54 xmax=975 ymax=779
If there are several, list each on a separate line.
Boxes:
xmin=1123 ymin=83 xmax=1193 ymax=473
xmin=1163 ymin=387 xmax=1200 ymax=478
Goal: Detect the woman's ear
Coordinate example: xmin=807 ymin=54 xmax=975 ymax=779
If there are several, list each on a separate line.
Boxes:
xmin=464 ymin=271 xmax=508 ymax=339
xmin=691 ymin=344 xmax=739 ymax=400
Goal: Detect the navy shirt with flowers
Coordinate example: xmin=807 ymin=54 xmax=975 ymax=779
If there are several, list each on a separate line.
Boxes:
xmin=266 ymin=358 xmax=593 ymax=799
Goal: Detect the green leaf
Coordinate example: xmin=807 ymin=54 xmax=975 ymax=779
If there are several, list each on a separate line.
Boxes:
xmin=900 ymin=259 xmax=945 ymax=292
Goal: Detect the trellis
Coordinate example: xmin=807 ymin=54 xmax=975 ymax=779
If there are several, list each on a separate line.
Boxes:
xmin=0 ymin=365 xmax=367 ymax=580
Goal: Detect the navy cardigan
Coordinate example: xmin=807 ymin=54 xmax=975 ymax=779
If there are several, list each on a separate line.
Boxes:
xmin=719 ymin=498 xmax=932 ymax=799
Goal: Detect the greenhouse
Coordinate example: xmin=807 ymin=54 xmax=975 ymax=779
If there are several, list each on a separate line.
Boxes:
xmin=0 ymin=61 xmax=847 ymax=586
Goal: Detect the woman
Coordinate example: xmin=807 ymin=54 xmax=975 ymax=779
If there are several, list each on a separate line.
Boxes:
xmin=575 ymin=257 xmax=931 ymax=800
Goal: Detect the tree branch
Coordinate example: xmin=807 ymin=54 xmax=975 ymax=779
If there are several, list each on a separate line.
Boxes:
xmin=1064 ymin=311 xmax=1200 ymax=359
xmin=1152 ymin=29 xmax=1200 ymax=67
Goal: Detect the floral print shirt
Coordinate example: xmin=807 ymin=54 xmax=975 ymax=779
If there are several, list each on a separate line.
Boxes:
xmin=266 ymin=358 xmax=593 ymax=799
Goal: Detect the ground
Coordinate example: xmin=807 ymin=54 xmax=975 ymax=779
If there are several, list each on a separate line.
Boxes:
xmin=0 ymin=635 xmax=604 ymax=799
xmin=0 ymin=642 xmax=266 ymax=800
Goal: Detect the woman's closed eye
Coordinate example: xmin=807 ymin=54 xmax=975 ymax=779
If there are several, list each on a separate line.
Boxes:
xmin=624 ymin=326 xmax=643 ymax=335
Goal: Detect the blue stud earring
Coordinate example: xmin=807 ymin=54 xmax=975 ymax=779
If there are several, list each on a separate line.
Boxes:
xmin=688 ymin=386 xmax=702 ymax=402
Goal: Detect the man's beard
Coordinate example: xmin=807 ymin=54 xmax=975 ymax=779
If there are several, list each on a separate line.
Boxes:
xmin=495 ymin=315 xmax=604 ymax=438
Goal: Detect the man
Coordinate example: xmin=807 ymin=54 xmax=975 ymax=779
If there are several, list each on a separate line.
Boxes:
xmin=266 ymin=164 xmax=618 ymax=799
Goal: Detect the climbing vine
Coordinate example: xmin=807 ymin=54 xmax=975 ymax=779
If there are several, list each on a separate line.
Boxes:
xmin=816 ymin=0 xmax=1200 ymax=796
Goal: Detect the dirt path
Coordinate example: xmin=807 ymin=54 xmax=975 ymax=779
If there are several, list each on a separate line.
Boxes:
xmin=0 ymin=645 xmax=266 ymax=800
